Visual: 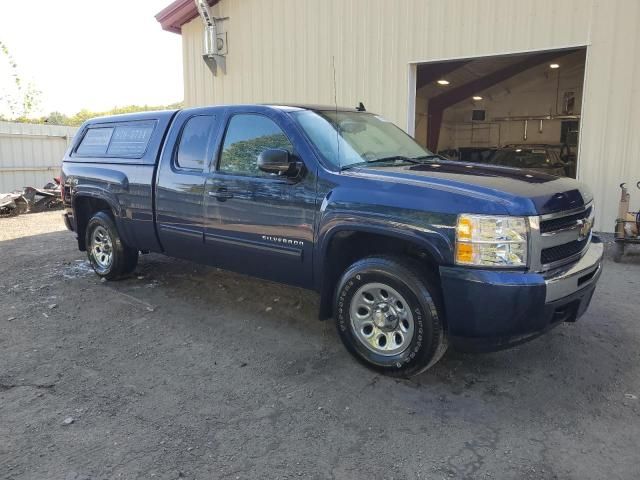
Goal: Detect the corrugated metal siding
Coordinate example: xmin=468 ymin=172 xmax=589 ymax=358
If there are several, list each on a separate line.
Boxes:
xmin=180 ymin=0 xmax=640 ymax=231
xmin=0 ymin=122 xmax=78 ymax=192
xmin=577 ymin=0 xmax=640 ymax=232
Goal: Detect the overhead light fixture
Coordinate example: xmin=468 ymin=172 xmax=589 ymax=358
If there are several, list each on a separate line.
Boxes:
xmin=472 ymin=96 xmax=483 ymax=101
xmin=436 ymin=79 xmax=450 ymax=85
xmin=549 ymin=63 xmax=560 ymax=69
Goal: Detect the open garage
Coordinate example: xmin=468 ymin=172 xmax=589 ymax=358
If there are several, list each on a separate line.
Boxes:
xmin=413 ymin=48 xmax=586 ymax=178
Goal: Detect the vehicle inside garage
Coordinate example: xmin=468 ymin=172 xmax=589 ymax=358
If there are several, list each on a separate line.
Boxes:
xmin=414 ymin=48 xmax=586 ymax=178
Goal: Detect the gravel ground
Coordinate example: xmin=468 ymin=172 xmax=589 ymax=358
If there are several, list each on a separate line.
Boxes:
xmin=0 ymin=211 xmax=67 ymax=241
xmin=1 ymin=212 xmax=639 ymax=480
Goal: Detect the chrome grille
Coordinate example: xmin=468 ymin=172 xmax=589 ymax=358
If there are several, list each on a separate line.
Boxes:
xmin=529 ymin=202 xmax=594 ymax=272
xmin=541 ymin=237 xmax=589 ymax=264
xmin=540 ymin=206 xmax=592 ymax=234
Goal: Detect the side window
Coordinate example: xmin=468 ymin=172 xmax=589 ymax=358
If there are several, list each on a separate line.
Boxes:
xmin=74 ymin=121 xmax=156 ymax=158
xmin=107 ymin=123 xmax=154 ymax=157
xmin=76 ymin=128 xmax=114 ymax=156
xmin=176 ymin=115 xmax=215 ymax=171
xmin=218 ymin=114 xmax=293 ymax=177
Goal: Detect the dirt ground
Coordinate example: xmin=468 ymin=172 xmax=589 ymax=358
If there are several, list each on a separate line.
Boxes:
xmin=1 ymin=212 xmax=639 ymax=480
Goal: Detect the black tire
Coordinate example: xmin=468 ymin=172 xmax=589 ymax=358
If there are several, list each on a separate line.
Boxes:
xmin=613 ymin=242 xmax=625 ymax=263
xmin=334 ymin=256 xmax=447 ymax=377
xmin=85 ymin=211 xmax=138 ymax=280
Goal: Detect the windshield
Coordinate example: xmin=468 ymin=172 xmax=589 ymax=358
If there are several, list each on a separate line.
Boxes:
xmin=489 ymin=149 xmax=563 ymax=169
xmin=291 ymin=110 xmax=432 ymax=169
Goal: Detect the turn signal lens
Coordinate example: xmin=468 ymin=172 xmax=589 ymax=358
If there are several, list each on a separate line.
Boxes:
xmin=456 ymin=243 xmax=474 ymax=263
xmin=456 ymin=217 xmax=473 ymax=241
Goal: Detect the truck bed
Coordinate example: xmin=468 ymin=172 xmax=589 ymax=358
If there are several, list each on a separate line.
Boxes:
xmin=61 ymin=110 xmax=178 ymax=253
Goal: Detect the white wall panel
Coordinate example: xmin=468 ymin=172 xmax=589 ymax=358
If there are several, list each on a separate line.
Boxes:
xmin=577 ymin=0 xmax=640 ymax=232
xmin=0 ymin=122 xmax=78 ymax=192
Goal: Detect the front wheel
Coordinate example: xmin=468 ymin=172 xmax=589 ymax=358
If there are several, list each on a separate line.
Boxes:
xmin=85 ymin=211 xmax=138 ymax=280
xmin=334 ymin=256 xmax=447 ymax=377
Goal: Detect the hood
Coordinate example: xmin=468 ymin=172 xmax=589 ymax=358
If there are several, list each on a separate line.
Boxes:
xmin=518 ymin=166 xmax=567 ymax=177
xmin=346 ymin=161 xmax=592 ymax=215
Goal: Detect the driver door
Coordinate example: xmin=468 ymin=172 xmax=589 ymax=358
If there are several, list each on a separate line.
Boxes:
xmin=202 ymin=111 xmax=316 ymax=288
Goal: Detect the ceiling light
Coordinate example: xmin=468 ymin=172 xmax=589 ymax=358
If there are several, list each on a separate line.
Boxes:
xmin=549 ymin=63 xmax=560 ymax=69
xmin=472 ymin=96 xmax=483 ymax=101
xmin=436 ymin=79 xmax=450 ymax=85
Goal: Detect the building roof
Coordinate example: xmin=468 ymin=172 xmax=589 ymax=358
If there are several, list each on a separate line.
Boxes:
xmin=155 ymin=0 xmax=219 ymax=34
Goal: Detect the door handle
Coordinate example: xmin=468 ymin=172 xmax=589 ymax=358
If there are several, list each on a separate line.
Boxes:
xmin=208 ymin=188 xmax=234 ymax=201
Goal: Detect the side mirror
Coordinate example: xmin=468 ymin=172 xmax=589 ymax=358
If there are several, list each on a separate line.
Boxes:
xmin=258 ymin=148 xmax=295 ymax=175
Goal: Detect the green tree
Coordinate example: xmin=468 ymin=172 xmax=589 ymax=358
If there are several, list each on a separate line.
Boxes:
xmin=0 ymin=40 xmax=41 ymax=119
xmin=6 ymin=102 xmax=184 ymax=126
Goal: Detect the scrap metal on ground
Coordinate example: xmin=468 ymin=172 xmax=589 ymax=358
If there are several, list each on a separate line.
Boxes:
xmin=0 ymin=178 xmax=62 ymax=217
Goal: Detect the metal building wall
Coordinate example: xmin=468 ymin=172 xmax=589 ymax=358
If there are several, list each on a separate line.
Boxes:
xmin=180 ymin=0 xmax=640 ymax=231
xmin=0 ymin=122 xmax=78 ymax=192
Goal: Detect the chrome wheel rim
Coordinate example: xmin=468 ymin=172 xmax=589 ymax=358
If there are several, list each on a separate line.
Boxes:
xmin=90 ymin=226 xmax=113 ymax=271
xmin=349 ymin=282 xmax=414 ymax=356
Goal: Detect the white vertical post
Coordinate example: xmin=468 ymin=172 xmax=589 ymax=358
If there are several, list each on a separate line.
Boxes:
xmin=406 ymin=63 xmax=417 ymax=137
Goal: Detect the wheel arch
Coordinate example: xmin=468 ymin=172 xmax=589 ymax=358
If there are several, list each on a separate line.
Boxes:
xmin=316 ymin=223 xmax=448 ymax=320
xmin=72 ymin=192 xmax=123 ymax=251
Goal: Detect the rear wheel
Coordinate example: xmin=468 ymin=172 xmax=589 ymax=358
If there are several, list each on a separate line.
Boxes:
xmin=335 ymin=256 xmax=447 ymax=377
xmin=85 ymin=211 xmax=138 ymax=280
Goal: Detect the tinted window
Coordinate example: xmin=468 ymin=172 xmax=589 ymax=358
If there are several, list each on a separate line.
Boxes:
xmin=75 ymin=121 xmax=156 ymax=158
xmin=219 ymin=114 xmax=293 ymax=177
xmin=76 ymin=128 xmax=114 ymax=156
xmin=176 ymin=116 xmax=215 ymax=170
xmin=107 ymin=123 xmax=154 ymax=157
xmin=291 ymin=110 xmax=428 ymax=169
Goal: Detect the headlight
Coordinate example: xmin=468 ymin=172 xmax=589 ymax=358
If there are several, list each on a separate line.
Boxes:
xmin=455 ymin=214 xmax=528 ymax=267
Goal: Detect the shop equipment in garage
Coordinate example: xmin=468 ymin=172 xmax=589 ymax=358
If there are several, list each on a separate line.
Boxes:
xmin=614 ymin=182 xmax=640 ymax=262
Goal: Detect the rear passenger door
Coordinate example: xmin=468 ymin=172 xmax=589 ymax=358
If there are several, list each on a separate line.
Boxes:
xmin=202 ymin=110 xmax=316 ymax=287
xmin=155 ymin=113 xmax=217 ymax=260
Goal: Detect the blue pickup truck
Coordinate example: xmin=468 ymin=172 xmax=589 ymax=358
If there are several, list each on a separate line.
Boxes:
xmin=61 ymin=104 xmax=603 ymax=377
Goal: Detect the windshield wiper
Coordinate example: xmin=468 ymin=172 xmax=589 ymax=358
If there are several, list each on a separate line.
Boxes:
xmin=340 ymin=155 xmax=425 ymax=171
xmin=413 ymin=154 xmax=449 ymax=162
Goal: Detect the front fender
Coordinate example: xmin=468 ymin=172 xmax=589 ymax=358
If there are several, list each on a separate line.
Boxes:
xmin=317 ymin=214 xmax=452 ymax=266
xmin=313 ymin=209 xmax=455 ymax=284
xmin=313 ymin=210 xmax=455 ymax=320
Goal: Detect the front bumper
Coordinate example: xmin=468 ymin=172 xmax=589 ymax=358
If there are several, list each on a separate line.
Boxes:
xmin=439 ymin=237 xmax=603 ymax=352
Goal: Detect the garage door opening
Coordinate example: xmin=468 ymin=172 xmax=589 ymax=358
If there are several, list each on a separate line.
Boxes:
xmin=411 ymin=48 xmax=587 ymax=178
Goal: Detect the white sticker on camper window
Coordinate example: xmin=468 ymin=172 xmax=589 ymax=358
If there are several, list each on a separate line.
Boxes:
xmin=76 ymin=128 xmax=114 ymax=156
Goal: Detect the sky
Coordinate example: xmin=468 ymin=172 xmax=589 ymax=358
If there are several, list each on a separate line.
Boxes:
xmin=0 ymin=0 xmax=183 ymax=117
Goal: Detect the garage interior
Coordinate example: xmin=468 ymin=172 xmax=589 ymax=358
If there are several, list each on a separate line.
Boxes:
xmin=414 ymin=48 xmax=586 ymax=178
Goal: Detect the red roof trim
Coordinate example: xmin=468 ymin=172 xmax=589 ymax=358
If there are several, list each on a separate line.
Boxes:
xmin=155 ymin=0 xmax=219 ymax=34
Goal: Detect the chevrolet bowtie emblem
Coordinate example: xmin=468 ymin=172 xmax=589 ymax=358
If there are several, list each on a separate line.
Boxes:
xmin=578 ymin=218 xmax=592 ymax=240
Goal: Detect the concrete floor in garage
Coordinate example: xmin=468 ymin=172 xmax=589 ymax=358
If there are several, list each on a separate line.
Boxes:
xmin=1 ymin=212 xmax=639 ymax=480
